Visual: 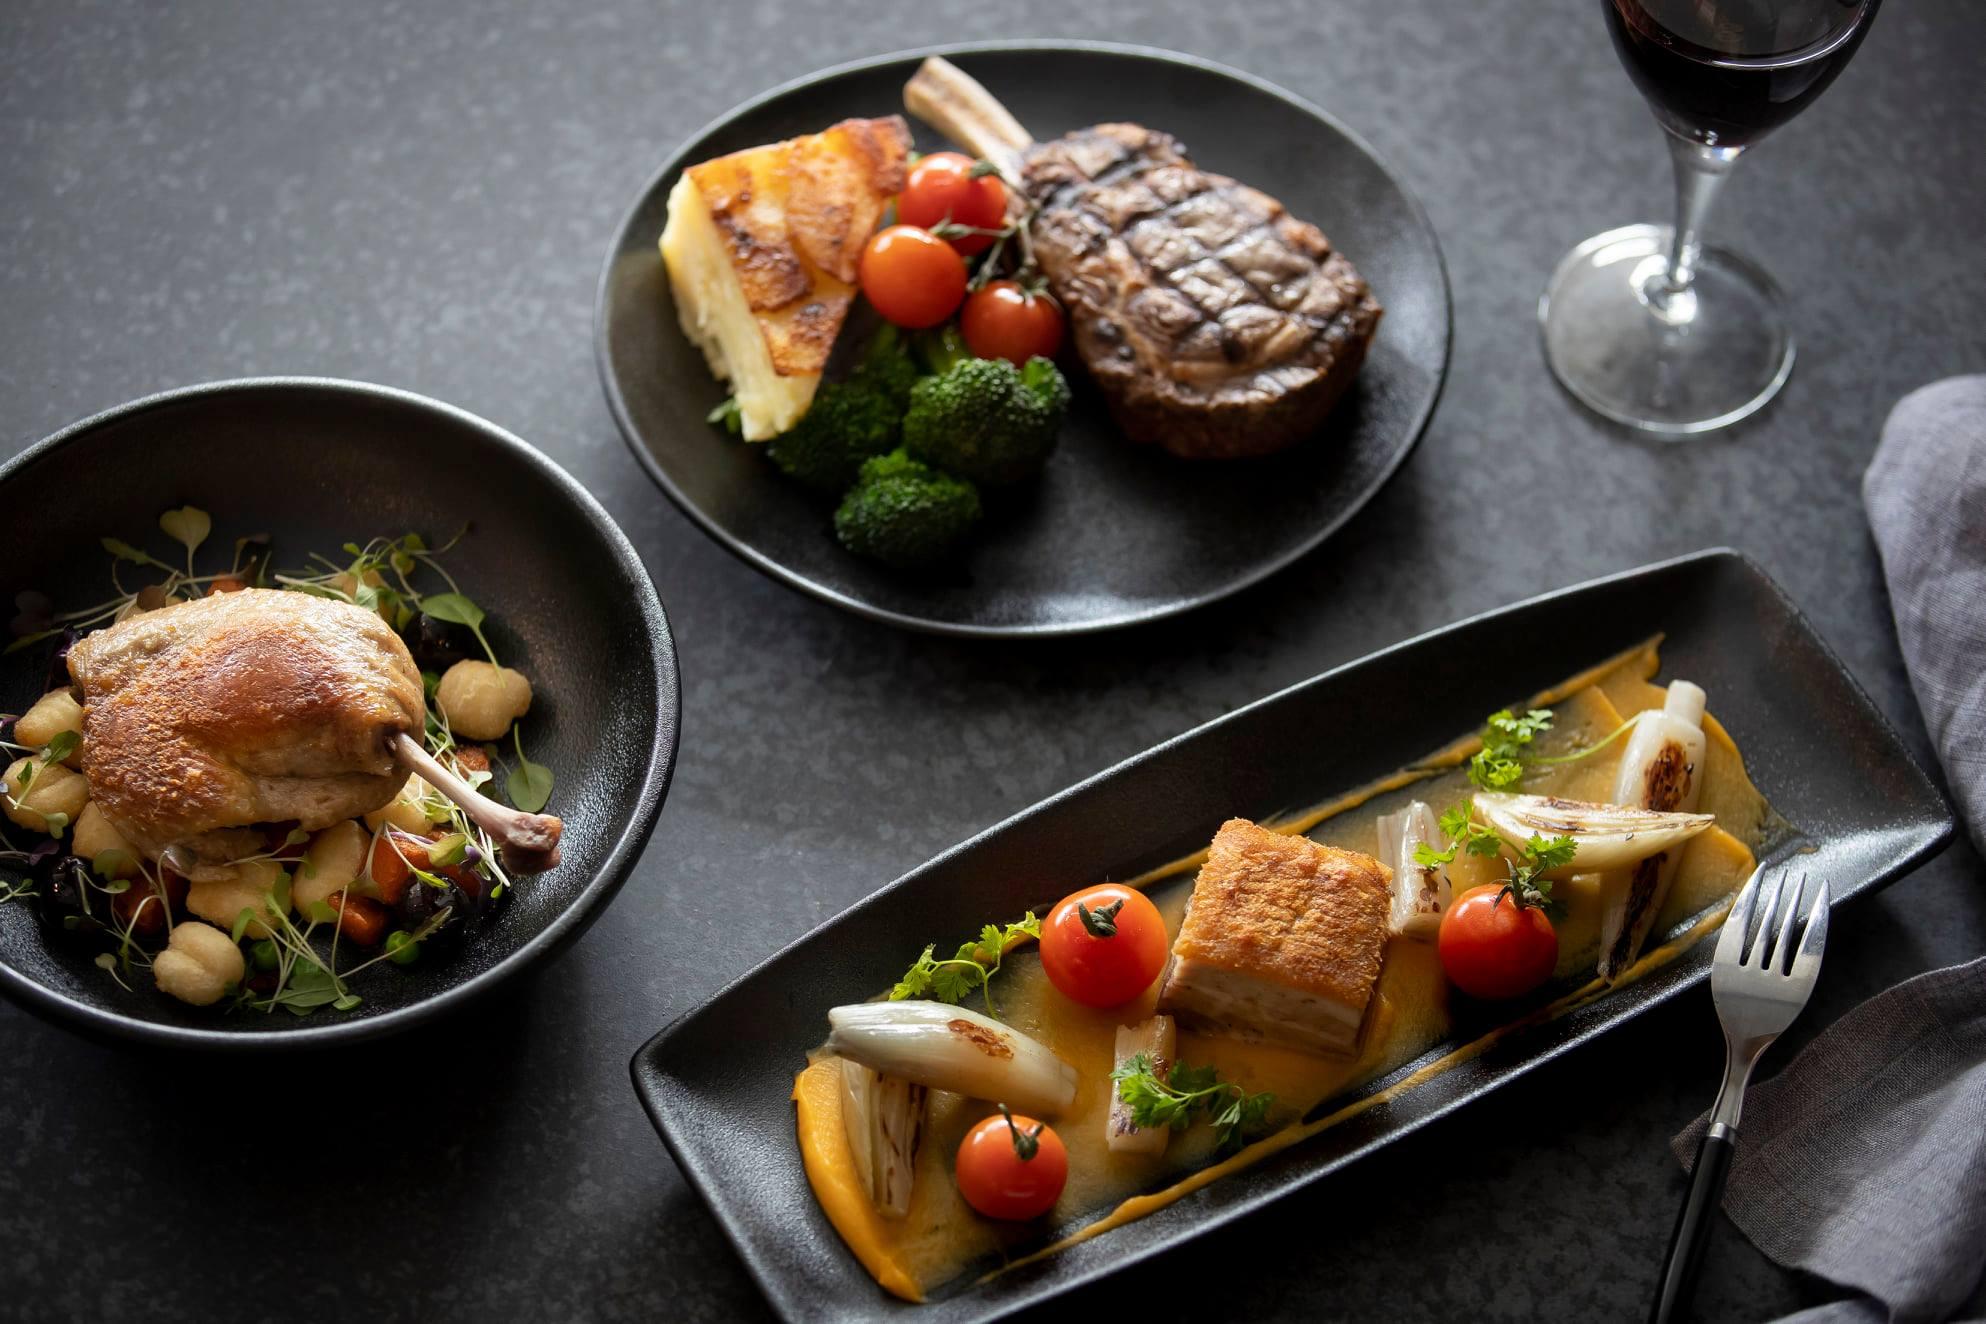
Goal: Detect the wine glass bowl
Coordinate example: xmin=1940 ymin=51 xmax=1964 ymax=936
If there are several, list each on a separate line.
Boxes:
xmin=1542 ymin=0 xmax=1881 ymax=435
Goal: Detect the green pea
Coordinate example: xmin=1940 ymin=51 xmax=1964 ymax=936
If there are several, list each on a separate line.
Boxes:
xmin=250 ymin=939 xmax=279 ymax=971
xmin=385 ymin=930 xmax=419 ymax=966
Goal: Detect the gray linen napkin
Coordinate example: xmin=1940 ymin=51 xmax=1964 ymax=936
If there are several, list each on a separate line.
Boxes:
xmin=1672 ymin=958 xmax=1986 ymax=1324
xmin=1864 ymin=374 xmax=1986 ymax=850
xmin=1666 ymin=376 xmax=1986 ymax=1323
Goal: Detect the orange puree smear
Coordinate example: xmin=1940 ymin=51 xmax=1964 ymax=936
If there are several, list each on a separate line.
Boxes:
xmin=796 ymin=638 xmax=1775 ymax=1301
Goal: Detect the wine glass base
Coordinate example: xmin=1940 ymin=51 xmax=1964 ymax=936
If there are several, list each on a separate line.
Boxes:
xmin=1539 ymin=223 xmax=1794 ymax=436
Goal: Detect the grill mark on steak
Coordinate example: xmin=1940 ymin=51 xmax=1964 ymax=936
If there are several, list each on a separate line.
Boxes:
xmin=1020 ymin=123 xmax=1383 ymax=459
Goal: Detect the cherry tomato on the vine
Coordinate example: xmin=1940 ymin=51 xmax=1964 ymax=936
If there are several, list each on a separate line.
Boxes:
xmin=1437 ymin=884 xmax=1559 ymax=1000
xmin=955 ymin=1107 xmax=1068 ymax=1221
xmin=1039 ymin=883 xmax=1168 ymax=1008
xmin=897 ymin=151 xmax=1008 ymax=256
xmin=961 ymin=281 xmax=1065 ymax=366
xmin=859 ymin=225 xmax=968 ymax=329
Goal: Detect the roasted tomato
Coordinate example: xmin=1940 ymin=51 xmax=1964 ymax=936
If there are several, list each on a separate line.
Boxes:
xmin=896 ymin=152 xmax=1007 ymax=256
xmin=859 ymin=225 xmax=968 ymax=329
xmin=960 ymin=281 xmax=1065 ymax=366
xmin=1438 ymin=883 xmax=1559 ymax=1000
xmin=955 ymin=1106 xmax=1068 ymax=1221
xmin=1039 ymin=883 xmax=1168 ymax=1008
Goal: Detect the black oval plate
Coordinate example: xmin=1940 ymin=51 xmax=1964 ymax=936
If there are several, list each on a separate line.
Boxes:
xmin=629 ymin=549 xmax=1951 ymax=1321
xmin=0 ymin=379 xmax=681 ymax=1050
xmin=597 ymin=42 xmax=1451 ymax=637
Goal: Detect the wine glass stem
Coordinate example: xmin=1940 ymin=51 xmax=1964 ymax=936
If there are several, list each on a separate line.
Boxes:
xmin=1658 ymin=134 xmax=1743 ymax=301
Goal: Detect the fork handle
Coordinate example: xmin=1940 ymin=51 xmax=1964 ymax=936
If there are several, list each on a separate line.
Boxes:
xmin=1650 ymin=1122 xmax=1737 ymax=1324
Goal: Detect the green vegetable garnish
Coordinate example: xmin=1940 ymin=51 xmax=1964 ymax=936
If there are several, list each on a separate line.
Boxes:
xmin=1498 ymin=833 xmax=1577 ymax=913
xmin=901 ymin=354 xmax=1069 ymax=487
xmin=765 ymin=381 xmax=903 ymax=492
xmin=1110 ymin=1052 xmax=1275 ymax=1154
xmin=890 ymin=912 xmax=1043 ymax=1017
xmin=832 ymin=450 xmax=982 ymax=571
xmin=1467 ymin=708 xmax=1555 ymax=790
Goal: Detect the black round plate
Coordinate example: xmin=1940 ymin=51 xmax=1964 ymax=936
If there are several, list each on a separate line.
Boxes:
xmin=596 ymin=41 xmax=1451 ymax=638
xmin=0 ymin=379 xmax=680 ymax=1050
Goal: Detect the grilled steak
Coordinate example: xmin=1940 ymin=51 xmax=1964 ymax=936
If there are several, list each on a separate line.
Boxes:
xmin=1019 ymin=124 xmax=1382 ymax=459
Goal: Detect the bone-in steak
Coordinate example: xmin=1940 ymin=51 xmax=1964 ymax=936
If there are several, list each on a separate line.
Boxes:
xmin=1021 ymin=124 xmax=1382 ymax=460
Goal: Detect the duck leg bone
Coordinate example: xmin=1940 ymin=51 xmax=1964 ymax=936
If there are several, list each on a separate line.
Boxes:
xmin=385 ymin=731 xmax=563 ymax=873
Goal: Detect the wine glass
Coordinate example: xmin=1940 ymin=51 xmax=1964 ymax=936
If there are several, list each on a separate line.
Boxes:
xmin=1540 ymin=0 xmax=1882 ymax=435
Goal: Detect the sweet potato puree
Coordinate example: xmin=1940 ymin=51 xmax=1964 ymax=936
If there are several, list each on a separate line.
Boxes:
xmin=794 ymin=640 xmax=1776 ymax=1301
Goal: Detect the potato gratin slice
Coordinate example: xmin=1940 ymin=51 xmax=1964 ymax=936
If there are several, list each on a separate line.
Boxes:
xmin=661 ymin=115 xmax=911 ymax=440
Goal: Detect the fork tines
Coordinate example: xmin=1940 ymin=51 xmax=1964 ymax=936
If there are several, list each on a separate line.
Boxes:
xmin=1718 ymin=866 xmax=1832 ymax=975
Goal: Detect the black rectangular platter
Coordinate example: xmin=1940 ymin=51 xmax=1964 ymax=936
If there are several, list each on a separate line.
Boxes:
xmin=630 ymin=549 xmax=1953 ymax=1322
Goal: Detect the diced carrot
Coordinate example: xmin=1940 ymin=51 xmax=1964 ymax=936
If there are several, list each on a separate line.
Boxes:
xmin=366 ymin=832 xmax=430 ymax=904
xmin=452 ymin=746 xmax=491 ymax=775
xmin=207 ymin=576 xmax=249 ymax=595
xmin=112 ymin=876 xmax=173 ymax=937
xmin=326 ymin=891 xmax=389 ymax=947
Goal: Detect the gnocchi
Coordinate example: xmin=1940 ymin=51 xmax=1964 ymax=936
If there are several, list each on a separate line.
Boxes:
xmin=185 ymin=858 xmax=287 ymax=940
xmin=294 ymin=820 xmax=368 ymax=916
xmin=70 ymin=802 xmax=138 ymax=877
xmin=152 ymin=921 xmax=246 ymax=1007
xmin=14 ymin=689 xmax=84 ymax=764
xmin=3 ymin=756 xmax=88 ymax=834
xmin=434 ymin=660 xmax=532 ymax=741
xmin=364 ymin=774 xmax=444 ymax=834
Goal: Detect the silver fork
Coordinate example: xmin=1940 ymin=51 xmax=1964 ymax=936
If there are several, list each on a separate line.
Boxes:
xmin=1650 ymin=866 xmax=1832 ymax=1324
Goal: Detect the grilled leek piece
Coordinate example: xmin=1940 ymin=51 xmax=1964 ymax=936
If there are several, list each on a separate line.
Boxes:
xmin=1597 ymin=681 xmax=1708 ymax=981
xmin=1106 ymin=1015 xmax=1177 ymax=1156
xmin=838 ymin=1058 xmax=926 ymax=1218
xmin=1377 ymin=800 xmax=1450 ymax=939
xmin=827 ymin=1001 xmax=1078 ymax=1116
xmin=1472 ymin=791 xmax=1713 ymax=878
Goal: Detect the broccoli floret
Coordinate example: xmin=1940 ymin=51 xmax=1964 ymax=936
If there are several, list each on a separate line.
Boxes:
xmin=833 ymin=450 xmax=982 ymax=570
xmin=849 ymin=324 xmax=920 ymax=412
xmin=902 ymin=354 xmax=1070 ymax=487
xmin=764 ymin=380 xmax=901 ymax=493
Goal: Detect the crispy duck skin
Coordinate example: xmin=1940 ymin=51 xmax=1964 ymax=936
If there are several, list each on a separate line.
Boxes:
xmin=67 ymin=589 xmax=423 ymax=876
xmin=904 ymin=59 xmax=1382 ymax=459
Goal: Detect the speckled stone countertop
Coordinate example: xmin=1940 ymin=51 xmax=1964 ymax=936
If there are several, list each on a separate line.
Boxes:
xmin=3 ymin=2 xmax=1982 ymax=1320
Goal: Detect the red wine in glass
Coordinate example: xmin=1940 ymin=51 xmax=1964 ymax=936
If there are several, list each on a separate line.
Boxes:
xmin=1540 ymin=0 xmax=1883 ymax=434
xmin=1605 ymin=0 xmax=1880 ymax=148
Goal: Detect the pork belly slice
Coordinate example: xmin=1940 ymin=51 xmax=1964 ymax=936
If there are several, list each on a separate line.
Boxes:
xmin=1156 ymin=818 xmax=1391 ymax=1057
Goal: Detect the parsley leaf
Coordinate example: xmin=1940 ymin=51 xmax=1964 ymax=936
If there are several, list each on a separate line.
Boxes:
xmin=1496 ymin=833 xmax=1579 ymax=915
xmin=888 ymin=913 xmax=1043 ymax=1017
xmin=1467 ymin=707 xmax=1555 ymax=790
xmin=1111 ymin=1052 xmax=1276 ymax=1154
xmin=1415 ymin=806 xmax=1503 ymax=867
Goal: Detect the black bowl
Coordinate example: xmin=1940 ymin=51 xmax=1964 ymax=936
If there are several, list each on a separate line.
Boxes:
xmin=598 ymin=41 xmax=1451 ymax=637
xmin=0 ymin=378 xmax=680 ymax=1049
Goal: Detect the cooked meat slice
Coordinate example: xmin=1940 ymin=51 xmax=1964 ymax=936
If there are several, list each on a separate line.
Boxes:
xmin=1156 ymin=818 xmax=1392 ymax=1056
xmin=904 ymin=60 xmax=1382 ymax=459
xmin=68 ymin=589 xmax=423 ymax=876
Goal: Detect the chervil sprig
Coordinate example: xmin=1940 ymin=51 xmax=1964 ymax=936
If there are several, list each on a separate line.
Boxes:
xmin=1467 ymin=708 xmax=1555 ymax=790
xmin=1110 ymin=1052 xmax=1275 ymax=1154
xmin=889 ymin=913 xmax=1043 ymax=1017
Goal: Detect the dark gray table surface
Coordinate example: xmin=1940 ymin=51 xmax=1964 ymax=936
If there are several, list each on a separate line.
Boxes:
xmin=3 ymin=2 xmax=1981 ymax=1321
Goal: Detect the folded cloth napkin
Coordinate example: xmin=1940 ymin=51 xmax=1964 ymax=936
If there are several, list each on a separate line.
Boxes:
xmin=1672 ymin=957 xmax=1986 ymax=1324
xmin=1864 ymin=374 xmax=1986 ymax=850
xmin=1667 ymin=376 xmax=1986 ymax=1324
